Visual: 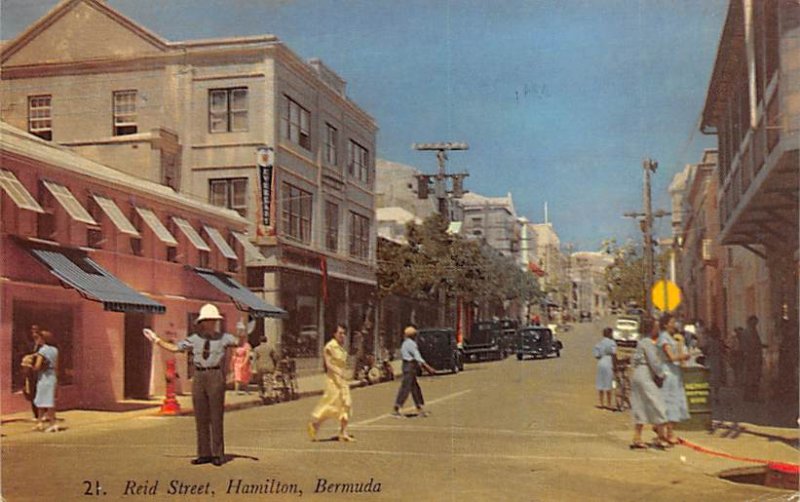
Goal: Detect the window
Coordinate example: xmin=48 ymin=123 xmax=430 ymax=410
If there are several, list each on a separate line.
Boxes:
xmin=349 ymin=211 xmax=370 ymax=259
xmin=324 ymin=123 xmax=338 ymax=165
xmin=281 ymin=183 xmax=312 ymax=243
xmin=209 ymin=178 xmax=248 ymax=217
xmin=113 ymin=90 xmax=137 ymax=136
xmin=28 ymin=95 xmax=52 ymax=141
xmin=209 ymin=88 xmax=248 ymax=133
xmin=348 ymin=140 xmax=370 ymax=183
xmin=325 ymin=201 xmax=339 ymax=251
xmin=281 ymin=95 xmax=311 ymax=150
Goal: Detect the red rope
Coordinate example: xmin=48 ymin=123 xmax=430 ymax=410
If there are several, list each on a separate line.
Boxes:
xmin=679 ymin=438 xmax=800 ymax=474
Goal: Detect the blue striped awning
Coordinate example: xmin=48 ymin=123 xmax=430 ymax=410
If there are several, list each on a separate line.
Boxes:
xmin=27 ymin=247 xmax=166 ymax=314
xmin=193 ymin=268 xmax=287 ymax=318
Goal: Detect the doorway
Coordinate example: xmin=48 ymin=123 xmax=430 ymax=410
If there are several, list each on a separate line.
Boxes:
xmin=124 ymin=313 xmax=152 ymax=399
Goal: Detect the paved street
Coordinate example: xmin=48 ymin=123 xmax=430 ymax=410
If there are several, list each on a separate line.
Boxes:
xmin=1 ymin=320 xmax=792 ymax=501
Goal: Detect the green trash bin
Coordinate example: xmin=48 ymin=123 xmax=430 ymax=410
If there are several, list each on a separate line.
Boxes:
xmin=678 ymin=366 xmax=712 ymax=431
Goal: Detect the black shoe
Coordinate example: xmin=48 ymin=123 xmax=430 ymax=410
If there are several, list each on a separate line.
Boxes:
xmin=212 ymin=456 xmax=224 ymax=466
xmin=191 ymin=457 xmax=213 ymax=465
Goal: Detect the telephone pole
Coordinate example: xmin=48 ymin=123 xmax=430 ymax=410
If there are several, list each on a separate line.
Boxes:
xmin=412 ymin=142 xmax=469 ymax=222
xmin=623 ymin=159 xmax=670 ymax=315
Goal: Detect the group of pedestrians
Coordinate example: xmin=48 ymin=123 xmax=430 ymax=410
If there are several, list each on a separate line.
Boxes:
xmin=306 ymin=324 xmax=435 ymax=443
xmin=593 ymin=313 xmax=691 ymax=449
xmin=20 ymin=324 xmax=60 ymax=433
xmin=142 ymin=303 xmax=434 ymax=466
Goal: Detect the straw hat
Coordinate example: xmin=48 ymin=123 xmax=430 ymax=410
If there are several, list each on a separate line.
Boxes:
xmin=403 ymin=326 xmax=418 ymax=337
xmin=196 ymin=303 xmax=223 ymax=323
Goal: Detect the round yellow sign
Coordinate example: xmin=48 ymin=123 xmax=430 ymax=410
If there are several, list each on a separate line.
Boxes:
xmin=651 ymin=280 xmax=682 ymax=312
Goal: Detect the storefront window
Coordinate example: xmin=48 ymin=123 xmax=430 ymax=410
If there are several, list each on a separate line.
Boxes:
xmin=12 ymin=302 xmax=74 ymax=391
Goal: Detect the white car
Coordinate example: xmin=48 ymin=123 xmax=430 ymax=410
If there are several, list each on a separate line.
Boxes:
xmin=612 ymin=316 xmax=640 ymax=347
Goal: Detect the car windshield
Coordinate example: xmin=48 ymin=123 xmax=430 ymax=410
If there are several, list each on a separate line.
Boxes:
xmin=521 ymin=330 xmax=543 ymax=341
xmin=616 ymin=320 xmax=638 ymax=330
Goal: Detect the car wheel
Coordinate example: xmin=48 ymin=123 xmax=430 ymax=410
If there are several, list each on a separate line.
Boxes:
xmin=556 ymin=349 xmax=561 ymax=358
xmin=516 ymin=353 xmax=523 ymax=360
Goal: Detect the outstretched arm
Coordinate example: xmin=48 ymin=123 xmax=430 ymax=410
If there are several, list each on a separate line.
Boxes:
xmin=144 ymin=329 xmax=181 ymax=353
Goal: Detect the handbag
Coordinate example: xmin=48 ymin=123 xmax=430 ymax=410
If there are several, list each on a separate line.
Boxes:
xmin=653 ymin=373 xmax=664 ymax=388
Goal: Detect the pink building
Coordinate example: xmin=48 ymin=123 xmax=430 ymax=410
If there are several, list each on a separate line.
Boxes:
xmin=1 ymin=122 xmax=284 ymax=414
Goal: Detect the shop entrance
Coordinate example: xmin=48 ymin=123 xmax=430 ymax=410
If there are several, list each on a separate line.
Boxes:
xmin=124 ymin=313 xmax=152 ymax=399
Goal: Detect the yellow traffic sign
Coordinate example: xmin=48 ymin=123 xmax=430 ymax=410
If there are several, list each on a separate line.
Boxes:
xmin=651 ymin=280 xmax=682 ymax=312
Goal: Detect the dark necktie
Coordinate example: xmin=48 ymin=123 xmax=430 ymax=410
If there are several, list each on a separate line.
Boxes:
xmin=202 ymin=338 xmax=210 ymax=360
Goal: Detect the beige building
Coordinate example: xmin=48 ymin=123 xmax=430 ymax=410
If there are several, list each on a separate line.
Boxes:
xmin=529 ymin=222 xmax=566 ymax=310
xmin=1 ymin=0 xmax=379 ymax=361
xmin=570 ymin=251 xmax=613 ymax=318
xmin=459 ymin=191 xmax=521 ymax=260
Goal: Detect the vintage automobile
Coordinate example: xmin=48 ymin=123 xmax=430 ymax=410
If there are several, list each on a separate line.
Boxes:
xmin=498 ymin=319 xmax=520 ymax=357
xmin=516 ymin=326 xmax=563 ymax=360
xmin=579 ymin=310 xmax=593 ymax=323
xmin=416 ymin=328 xmax=464 ymax=374
xmin=612 ymin=315 xmax=641 ymax=352
xmin=463 ymin=321 xmax=503 ymax=362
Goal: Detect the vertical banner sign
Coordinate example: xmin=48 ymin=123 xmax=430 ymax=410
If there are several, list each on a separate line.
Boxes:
xmin=257 ymin=146 xmax=274 ymax=228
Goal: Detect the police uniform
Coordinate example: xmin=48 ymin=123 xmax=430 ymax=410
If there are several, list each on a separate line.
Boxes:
xmin=176 ymin=332 xmax=238 ymax=462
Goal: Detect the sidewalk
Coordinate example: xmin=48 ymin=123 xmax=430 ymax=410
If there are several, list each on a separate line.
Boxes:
xmin=1 ymin=360 xmax=403 ymax=438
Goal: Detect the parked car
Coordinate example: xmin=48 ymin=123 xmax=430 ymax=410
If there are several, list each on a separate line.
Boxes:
xmin=498 ymin=319 xmax=520 ymax=357
xmin=516 ymin=326 xmax=562 ymax=360
xmin=463 ymin=321 xmax=503 ymax=362
xmin=579 ymin=310 xmax=592 ymax=323
xmin=416 ymin=328 xmax=464 ymax=374
xmin=612 ymin=315 xmax=641 ymax=348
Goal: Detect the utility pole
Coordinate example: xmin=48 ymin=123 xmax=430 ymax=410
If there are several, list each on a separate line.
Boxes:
xmin=413 ymin=142 xmax=469 ymax=222
xmin=623 ymin=158 xmax=670 ymax=315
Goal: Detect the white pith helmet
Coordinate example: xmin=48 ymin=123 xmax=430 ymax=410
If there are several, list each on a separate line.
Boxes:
xmin=196 ymin=303 xmax=224 ymax=323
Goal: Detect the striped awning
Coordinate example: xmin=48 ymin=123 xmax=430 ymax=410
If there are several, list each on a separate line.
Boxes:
xmin=27 ymin=246 xmax=165 ymax=314
xmin=192 ymin=268 xmax=286 ymax=318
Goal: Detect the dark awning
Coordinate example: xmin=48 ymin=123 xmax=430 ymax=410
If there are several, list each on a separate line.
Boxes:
xmin=27 ymin=246 xmax=166 ymax=314
xmin=192 ymin=268 xmax=287 ymax=318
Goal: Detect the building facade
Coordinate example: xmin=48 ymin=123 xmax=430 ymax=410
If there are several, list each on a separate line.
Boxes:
xmin=570 ymin=251 xmax=613 ymax=318
xmin=700 ymin=0 xmax=799 ymax=400
xmin=0 ymin=122 xmax=284 ymax=413
xmin=0 ymin=0 xmax=379 ymax=366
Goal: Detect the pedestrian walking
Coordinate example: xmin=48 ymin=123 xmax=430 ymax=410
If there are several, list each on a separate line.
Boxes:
xmin=657 ymin=313 xmax=690 ymax=445
xmin=145 ymin=303 xmax=243 ymax=466
xmin=252 ymin=335 xmax=278 ymax=400
xmin=232 ymin=335 xmax=253 ymax=395
xmin=629 ymin=317 xmax=669 ymax=449
xmin=741 ymin=315 xmax=765 ymax=401
xmin=699 ymin=324 xmax=723 ymax=404
xmin=308 ymin=324 xmax=354 ymax=442
xmin=730 ymin=326 xmax=744 ymax=387
xmin=21 ymin=324 xmax=43 ymax=421
xmin=31 ymin=329 xmax=59 ymax=433
xmin=593 ymin=327 xmax=617 ymax=409
xmin=392 ymin=325 xmax=436 ymax=418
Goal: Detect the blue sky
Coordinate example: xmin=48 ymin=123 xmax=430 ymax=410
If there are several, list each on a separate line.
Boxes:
xmin=1 ymin=0 xmax=727 ymax=250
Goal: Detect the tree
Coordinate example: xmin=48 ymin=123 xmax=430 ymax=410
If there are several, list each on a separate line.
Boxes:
xmin=605 ymin=242 xmax=645 ymax=308
xmin=377 ymin=214 xmax=542 ymax=310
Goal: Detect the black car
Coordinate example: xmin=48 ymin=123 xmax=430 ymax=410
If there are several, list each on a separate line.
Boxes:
xmin=416 ymin=328 xmax=464 ymax=374
xmin=516 ymin=326 xmax=562 ymax=360
xmin=463 ymin=321 xmax=503 ymax=362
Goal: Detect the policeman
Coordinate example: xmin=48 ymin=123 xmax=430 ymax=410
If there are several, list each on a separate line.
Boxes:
xmin=147 ymin=304 xmax=242 ymax=466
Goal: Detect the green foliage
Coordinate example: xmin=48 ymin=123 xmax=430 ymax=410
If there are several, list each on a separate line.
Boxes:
xmin=605 ymin=244 xmax=644 ymax=307
xmin=377 ymin=214 xmax=542 ymax=306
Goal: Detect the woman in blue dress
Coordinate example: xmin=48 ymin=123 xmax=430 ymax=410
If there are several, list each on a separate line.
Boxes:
xmin=593 ymin=327 xmax=617 ymax=409
xmin=629 ymin=317 xmax=669 ymax=449
xmin=32 ymin=330 xmax=59 ymax=432
xmin=657 ymin=313 xmax=690 ymax=445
